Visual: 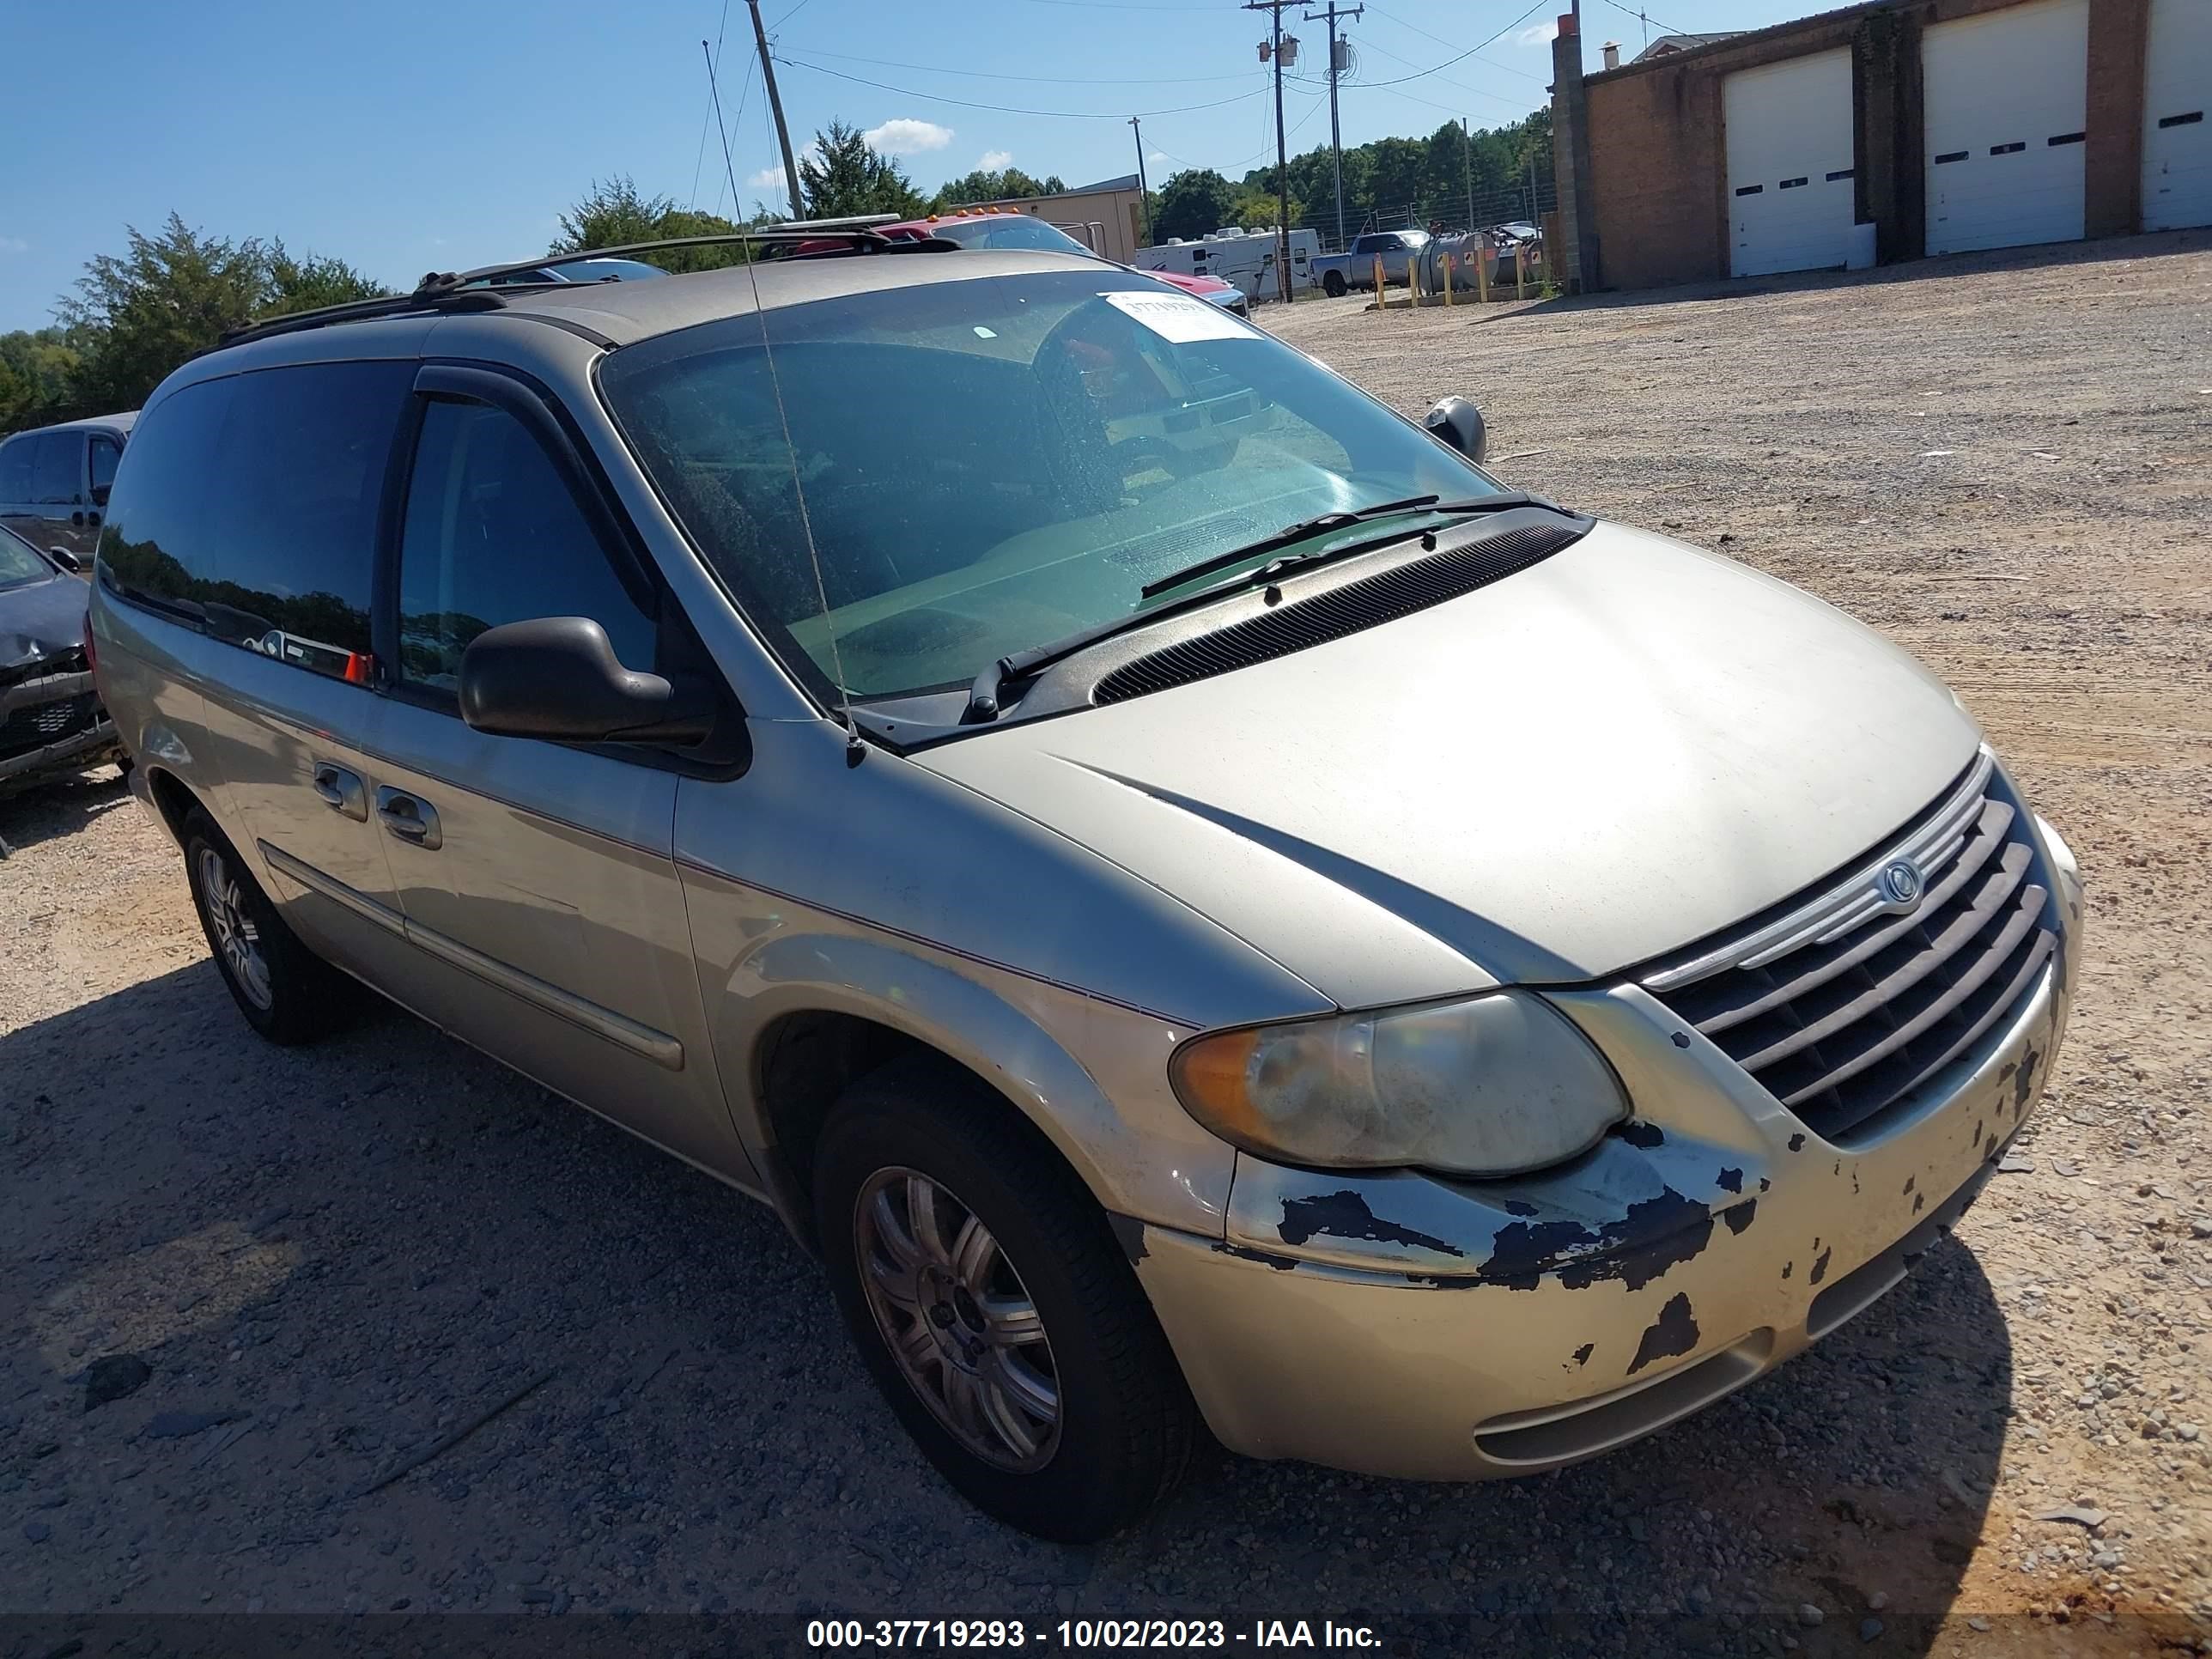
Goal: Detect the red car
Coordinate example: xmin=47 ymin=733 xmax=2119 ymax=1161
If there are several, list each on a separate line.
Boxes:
xmin=877 ymin=208 xmax=1252 ymax=317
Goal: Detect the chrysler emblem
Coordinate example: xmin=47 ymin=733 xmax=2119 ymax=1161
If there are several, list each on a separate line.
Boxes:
xmin=1876 ymin=859 xmax=1924 ymax=908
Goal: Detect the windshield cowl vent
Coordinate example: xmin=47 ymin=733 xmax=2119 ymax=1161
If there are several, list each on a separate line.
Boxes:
xmin=1090 ymin=521 xmax=1582 ymax=707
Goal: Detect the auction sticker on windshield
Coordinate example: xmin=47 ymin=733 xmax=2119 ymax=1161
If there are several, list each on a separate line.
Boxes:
xmin=1101 ymin=289 xmax=1249 ymax=343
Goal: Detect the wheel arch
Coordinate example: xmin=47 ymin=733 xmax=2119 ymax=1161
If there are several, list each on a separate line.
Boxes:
xmin=142 ymin=762 xmax=203 ymax=847
xmin=729 ymin=937 xmax=1149 ymax=1254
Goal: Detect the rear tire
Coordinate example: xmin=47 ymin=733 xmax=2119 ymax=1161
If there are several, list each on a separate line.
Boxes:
xmin=813 ymin=1054 xmax=1200 ymax=1541
xmin=1322 ymin=270 xmax=1347 ymax=298
xmin=181 ymin=809 xmax=357 ymax=1045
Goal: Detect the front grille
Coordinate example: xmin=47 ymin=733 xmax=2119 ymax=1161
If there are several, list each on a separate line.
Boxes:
xmin=0 ymin=693 xmax=100 ymax=758
xmin=1642 ymin=750 xmax=2057 ymax=1146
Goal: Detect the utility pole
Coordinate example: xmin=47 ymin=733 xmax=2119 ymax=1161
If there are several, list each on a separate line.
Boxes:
xmin=1303 ymin=2 xmax=1361 ymax=253
xmin=1130 ymin=116 xmax=1152 ymax=246
xmin=1462 ymin=116 xmax=1474 ymax=232
xmin=1246 ymin=0 xmax=1296 ymax=304
xmin=747 ymin=0 xmax=805 ymax=221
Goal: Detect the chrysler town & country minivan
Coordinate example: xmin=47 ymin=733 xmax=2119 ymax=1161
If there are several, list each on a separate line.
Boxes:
xmin=89 ymin=238 xmax=2082 ymax=1540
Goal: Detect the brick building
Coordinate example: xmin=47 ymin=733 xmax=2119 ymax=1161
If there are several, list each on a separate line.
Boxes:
xmin=1546 ymin=0 xmax=2209 ymax=293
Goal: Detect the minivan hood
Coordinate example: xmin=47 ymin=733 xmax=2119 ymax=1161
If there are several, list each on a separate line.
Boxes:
xmin=915 ymin=521 xmax=1981 ymax=1006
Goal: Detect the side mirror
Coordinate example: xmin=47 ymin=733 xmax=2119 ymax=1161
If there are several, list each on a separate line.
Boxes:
xmin=90 ymin=483 xmax=112 ymax=507
xmin=47 ymin=546 xmax=82 ymax=573
xmin=459 ymin=617 xmax=715 ymax=746
xmin=1423 ymin=396 xmax=1488 ymax=465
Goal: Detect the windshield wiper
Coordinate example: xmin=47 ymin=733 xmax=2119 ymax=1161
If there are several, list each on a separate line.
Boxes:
xmin=960 ymin=491 xmax=1560 ymax=724
xmin=1137 ymin=492 xmax=1545 ymax=600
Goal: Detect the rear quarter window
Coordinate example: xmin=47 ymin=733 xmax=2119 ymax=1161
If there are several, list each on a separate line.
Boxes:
xmin=100 ymin=378 xmax=239 ymax=617
xmin=100 ymin=361 xmax=413 ymax=679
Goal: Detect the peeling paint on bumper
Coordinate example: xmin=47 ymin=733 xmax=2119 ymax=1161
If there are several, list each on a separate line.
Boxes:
xmin=1133 ymin=933 xmax=2072 ymax=1480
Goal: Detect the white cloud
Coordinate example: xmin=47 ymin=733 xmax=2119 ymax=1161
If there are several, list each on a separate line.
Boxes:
xmin=1516 ymin=20 xmax=1556 ymax=46
xmin=864 ymin=118 xmax=954 ymax=157
xmin=1148 ymin=151 xmax=1170 ymax=164
xmin=978 ymin=149 xmax=1014 ymax=171
xmin=748 ymin=165 xmax=787 ymax=190
xmin=0 ymin=237 xmax=27 ymax=255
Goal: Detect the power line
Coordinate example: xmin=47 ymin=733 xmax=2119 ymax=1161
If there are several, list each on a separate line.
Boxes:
xmin=690 ymin=0 xmax=733 ymax=211
xmin=1361 ymin=4 xmax=1550 ymax=85
xmin=1351 ymin=36 xmax=1537 ymax=109
xmin=774 ymin=52 xmax=1269 ymax=117
xmin=768 ymin=0 xmax=817 ymax=24
xmin=1352 ymin=0 xmax=1549 ymax=88
xmin=1592 ymin=0 xmax=1688 ymax=38
xmin=774 ymin=45 xmax=1255 ymax=84
xmin=1014 ymin=0 xmax=1239 ymax=9
xmin=714 ymin=51 xmax=759 ymax=218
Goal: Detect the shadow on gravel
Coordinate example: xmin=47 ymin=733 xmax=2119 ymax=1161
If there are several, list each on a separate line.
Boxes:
xmin=1500 ymin=226 xmax=2212 ymax=323
xmin=0 ymin=763 xmax=130 ymax=858
xmin=3 ymin=964 xmax=2014 ymax=1653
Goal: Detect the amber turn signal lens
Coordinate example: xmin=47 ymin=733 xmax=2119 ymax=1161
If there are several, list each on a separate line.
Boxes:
xmin=1169 ymin=1027 xmax=1264 ymax=1139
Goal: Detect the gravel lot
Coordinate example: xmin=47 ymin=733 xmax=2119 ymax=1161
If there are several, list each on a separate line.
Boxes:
xmin=3 ymin=231 xmax=2209 ymax=1656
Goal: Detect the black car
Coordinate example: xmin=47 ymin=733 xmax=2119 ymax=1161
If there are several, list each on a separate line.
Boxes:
xmin=0 ymin=525 xmax=118 ymax=799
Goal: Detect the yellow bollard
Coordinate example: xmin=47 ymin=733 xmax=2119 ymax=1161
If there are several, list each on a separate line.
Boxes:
xmin=1372 ymin=254 xmax=1388 ymax=309
xmin=1410 ymin=252 xmax=1423 ymax=305
xmin=1441 ymin=252 xmax=1455 ymax=307
xmin=1476 ymin=243 xmax=1491 ymax=304
xmin=1516 ymin=243 xmax=1528 ymax=301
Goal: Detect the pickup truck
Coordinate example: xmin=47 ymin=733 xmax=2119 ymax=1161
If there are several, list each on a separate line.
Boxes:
xmin=1310 ymin=229 xmax=1430 ymax=298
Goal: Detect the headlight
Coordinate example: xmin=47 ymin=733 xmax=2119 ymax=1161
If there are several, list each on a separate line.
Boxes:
xmin=1169 ymin=993 xmax=1628 ymax=1177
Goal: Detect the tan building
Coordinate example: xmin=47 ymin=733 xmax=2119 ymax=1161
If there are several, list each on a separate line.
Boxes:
xmin=947 ymin=173 xmax=1148 ymax=262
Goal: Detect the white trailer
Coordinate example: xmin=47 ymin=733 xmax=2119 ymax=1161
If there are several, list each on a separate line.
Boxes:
xmin=1133 ymin=228 xmax=1319 ymax=302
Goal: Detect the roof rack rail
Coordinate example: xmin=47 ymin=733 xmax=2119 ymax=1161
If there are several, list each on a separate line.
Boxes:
xmin=214 ymin=287 xmax=508 ymax=350
xmin=215 ymin=222 xmax=957 ymax=351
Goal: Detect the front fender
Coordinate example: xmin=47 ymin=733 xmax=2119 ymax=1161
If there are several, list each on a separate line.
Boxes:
xmin=683 ymin=887 xmax=1240 ymax=1244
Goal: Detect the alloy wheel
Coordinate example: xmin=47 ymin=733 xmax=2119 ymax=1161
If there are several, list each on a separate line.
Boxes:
xmin=853 ymin=1166 xmax=1061 ymax=1472
xmin=198 ymin=846 xmax=273 ymax=1011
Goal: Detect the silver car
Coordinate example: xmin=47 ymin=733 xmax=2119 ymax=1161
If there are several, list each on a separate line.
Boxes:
xmin=91 ymin=240 xmax=2082 ymax=1542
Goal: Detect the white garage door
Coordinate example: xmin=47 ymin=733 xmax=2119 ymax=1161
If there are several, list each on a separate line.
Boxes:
xmin=1923 ymin=0 xmax=2089 ymax=256
xmin=1724 ymin=49 xmax=1856 ymax=277
xmin=2143 ymin=0 xmax=2212 ymax=231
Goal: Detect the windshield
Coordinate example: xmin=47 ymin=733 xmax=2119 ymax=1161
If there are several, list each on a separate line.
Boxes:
xmin=599 ymin=269 xmax=1500 ymax=701
xmin=0 ymin=530 xmax=53 ymax=589
xmin=927 ymin=216 xmax=1091 ymax=255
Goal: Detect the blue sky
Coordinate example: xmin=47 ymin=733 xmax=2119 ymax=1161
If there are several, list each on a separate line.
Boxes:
xmin=1 ymin=0 xmax=1808 ymax=332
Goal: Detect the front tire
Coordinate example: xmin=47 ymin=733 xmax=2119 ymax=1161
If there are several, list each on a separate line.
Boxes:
xmin=813 ymin=1055 xmax=1200 ymax=1541
xmin=181 ymin=810 xmax=357 ymax=1045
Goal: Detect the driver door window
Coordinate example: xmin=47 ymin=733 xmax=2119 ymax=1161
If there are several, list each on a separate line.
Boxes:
xmin=396 ymin=398 xmax=657 ymax=696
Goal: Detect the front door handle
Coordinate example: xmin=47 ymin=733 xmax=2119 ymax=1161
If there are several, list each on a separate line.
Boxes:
xmin=374 ymin=786 xmax=442 ymax=851
xmin=311 ymin=761 xmax=368 ymax=822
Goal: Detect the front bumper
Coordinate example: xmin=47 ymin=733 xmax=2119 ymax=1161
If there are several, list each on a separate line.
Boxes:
xmin=1133 ymin=830 xmax=2080 ymax=1480
xmin=0 ymin=668 xmax=118 ymax=786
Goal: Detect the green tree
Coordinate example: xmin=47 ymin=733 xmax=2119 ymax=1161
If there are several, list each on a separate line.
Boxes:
xmin=52 ymin=216 xmax=391 ymax=412
xmin=1150 ymin=169 xmax=1237 ymax=243
xmin=799 ymin=121 xmax=927 ymax=220
xmin=0 ymin=328 xmax=82 ymax=432
xmin=932 ymin=167 xmax=1067 ymax=208
xmin=1240 ymin=109 xmax=1552 ymax=241
xmin=267 ymin=242 xmax=392 ymax=313
xmin=1228 ymin=185 xmax=1300 ymax=231
xmin=550 ymin=176 xmax=751 ymax=270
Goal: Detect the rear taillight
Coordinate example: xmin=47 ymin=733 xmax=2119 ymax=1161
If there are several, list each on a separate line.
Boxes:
xmin=83 ymin=607 xmax=98 ymax=675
